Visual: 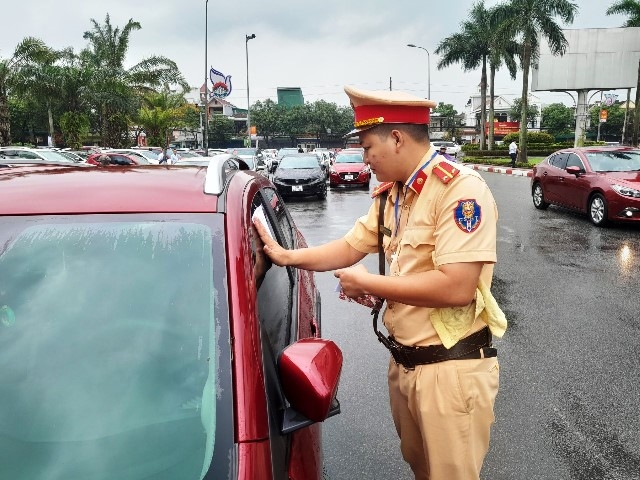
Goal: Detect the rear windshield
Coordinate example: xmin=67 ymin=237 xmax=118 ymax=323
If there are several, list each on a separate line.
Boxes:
xmin=0 ymin=217 xmax=220 ymax=479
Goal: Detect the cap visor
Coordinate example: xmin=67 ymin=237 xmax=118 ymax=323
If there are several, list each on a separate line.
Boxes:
xmin=342 ymin=124 xmax=377 ymax=139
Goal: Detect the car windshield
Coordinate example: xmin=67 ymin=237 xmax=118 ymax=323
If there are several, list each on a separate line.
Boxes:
xmin=586 ymin=150 xmax=640 ymax=172
xmin=278 ymin=149 xmax=299 ymax=159
xmin=35 ymin=150 xmax=76 ymax=163
xmin=279 ymin=155 xmax=320 ymax=169
xmin=334 ymin=154 xmax=363 ymax=164
xmin=0 ymin=218 xmax=218 ymax=479
xmin=234 ymin=148 xmax=257 ymax=156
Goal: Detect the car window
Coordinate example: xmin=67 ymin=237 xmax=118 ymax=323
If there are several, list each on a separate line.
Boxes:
xmin=279 ymin=155 xmax=320 ymax=169
xmin=586 ymin=150 xmax=640 ymax=172
xmin=565 ymin=153 xmax=584 ymax=170
xmin=549 ymin=153 xmax=568 ymax=169
xmin=251 ymin=191 xmax=294 ymax=356
xmin=335 ymin=153 xmax=363 ymax=164
xmin=0 ymin=218 xmax=218 ymax=479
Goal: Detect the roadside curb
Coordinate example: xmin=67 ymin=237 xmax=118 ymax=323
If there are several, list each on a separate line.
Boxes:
xmin=463 ymin=163 xmax=533 ymax=178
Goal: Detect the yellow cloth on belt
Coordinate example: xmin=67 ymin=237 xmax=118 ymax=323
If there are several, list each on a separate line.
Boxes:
xmin=430 ymin=279 xmax=507 ymax=349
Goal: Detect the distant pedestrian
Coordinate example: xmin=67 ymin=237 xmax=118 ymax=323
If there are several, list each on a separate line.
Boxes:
xmin=437 ymin=144 xmax=456 ymax=162
xmin=509 ymin=141 xmax=518 ymax=168
xmin=158 ymin=147 xmax=177 ymax=165
xmin=298 ymin=147 xmax=304 ymax=153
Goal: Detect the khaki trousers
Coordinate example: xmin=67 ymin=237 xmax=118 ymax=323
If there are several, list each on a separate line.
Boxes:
xmin=388 ymin=355 xmax=500 ymax=480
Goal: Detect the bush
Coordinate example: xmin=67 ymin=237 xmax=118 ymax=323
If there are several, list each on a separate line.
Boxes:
xmin=501 ymin=131 xmax=556 ymax=144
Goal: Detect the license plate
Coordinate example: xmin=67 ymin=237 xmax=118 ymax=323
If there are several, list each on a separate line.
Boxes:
xmin=344 ymin=175 xmax=354 ymax=180
xmin=292 ymin=185 xmax=303 ymax=192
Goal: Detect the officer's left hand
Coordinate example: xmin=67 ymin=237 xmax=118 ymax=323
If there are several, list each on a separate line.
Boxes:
xmin=334 ymin=264 xmax=370 ymax=298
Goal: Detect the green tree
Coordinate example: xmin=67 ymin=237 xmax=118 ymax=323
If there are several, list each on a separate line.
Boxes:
xmin=251 ymin=99 xmax=284 ymax=145
xmin=436 ymin=2 xmax=495 ymax=150
xmin=496 ymin=0 xmax=577 ymax=161
xmin=80 ymin=14 xmax=189 ymax=147
xmin=434 ymin=102 xmax=462 ymax=139
xmin=0 ymin=37 xmax=53 ymax=146
xmin=208 ymin=114 xmax=235 ymax=146
xmin=606 ymin=0 xmax=640 ymax=26
xmin=487 ymin=4 xmax=520 ymax=149
xmin=509 ymin=98 xmax=539 ymax=127
xmin=59 ymin=111 xmax=90 ymax=149
xmin=136 ymin=90 xmax=186 ymax=147
xmin=587 ymin=103 xmax=626 ymax=141
xmin=541 ymin=102 xmax=575 ymax=137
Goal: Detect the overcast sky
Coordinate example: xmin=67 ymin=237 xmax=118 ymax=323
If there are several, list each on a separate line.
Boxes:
xmin=1 ymin=0 xmax=631 ymax=113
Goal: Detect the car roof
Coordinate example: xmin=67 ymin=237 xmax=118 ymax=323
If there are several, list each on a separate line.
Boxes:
xmin=0 ymin=157 xmax=249 ymax=215
xmin=556 ymin=146 xmax=639 ymax=154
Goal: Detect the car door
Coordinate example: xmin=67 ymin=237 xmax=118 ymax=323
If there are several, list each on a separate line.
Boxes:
xmin=556 ymin=152 xmax=590 ymax=210
xmin=544 ymin=153 xmax=568 ymax=203
xmin=249 ymin=186 xmax=322 ymax=480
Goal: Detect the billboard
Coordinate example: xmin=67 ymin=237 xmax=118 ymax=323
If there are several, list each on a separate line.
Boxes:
xmin=485 ymin=121 xmax=519 ymax=135
xmin=531 ymin=27 xmax=640 ymax=91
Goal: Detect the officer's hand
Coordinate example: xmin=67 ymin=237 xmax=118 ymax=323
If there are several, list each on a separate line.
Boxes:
xmin=334 ymin=264 xmax=369 ymax=298
xmin=252 ymin=217 xmax=290 ymax=266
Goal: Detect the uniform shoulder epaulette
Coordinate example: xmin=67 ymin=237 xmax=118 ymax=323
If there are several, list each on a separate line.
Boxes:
xmin=432 ymin=161 xmax=460 ymax=185
xmin=371 ymin=182 xmax=394 ymax=198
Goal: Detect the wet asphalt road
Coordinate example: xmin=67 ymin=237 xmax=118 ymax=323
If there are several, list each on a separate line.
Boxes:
xmin=282 ymin=171 xmax=640 ymax=480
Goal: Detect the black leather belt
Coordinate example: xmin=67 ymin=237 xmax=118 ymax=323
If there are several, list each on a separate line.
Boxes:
xmin=376 ymin=325 xmax=496 ymax=370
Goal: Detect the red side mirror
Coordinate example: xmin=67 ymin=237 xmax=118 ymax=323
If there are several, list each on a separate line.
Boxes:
xmin=279 ymin=338 xmax=342 ymax=422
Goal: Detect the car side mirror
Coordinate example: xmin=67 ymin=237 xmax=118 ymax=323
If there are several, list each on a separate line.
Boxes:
xmin=279 ymin=338 xmax=342 ymax=433
xmin=566 ymin=166 xmax=583 ymax=176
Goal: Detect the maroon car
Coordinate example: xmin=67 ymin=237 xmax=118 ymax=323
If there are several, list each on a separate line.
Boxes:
xmin=0 ymin=156 xmax=342 ymax=479
xmin=531 ymin=146 xmax=640 ymax=226
xmin=86 ymin=152 xmax=149 ymax=165
xmin=328 ymin=149 xmax=370 ymax=188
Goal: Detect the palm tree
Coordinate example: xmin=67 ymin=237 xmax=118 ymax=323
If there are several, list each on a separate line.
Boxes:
xmin=496 ymin=0 xmax=577 ymax=162
xmin=435 ymin=2 xmax=499 ymax=150
xmin=81 ymin=14 xmax=189 ymax=147
xmin=0 ymin=37 xmax=52 ymax=146
xmin=487 ymin=7 xmax=520 ymax=150
xmin=606 ymin=0 xmax=640 ymax=26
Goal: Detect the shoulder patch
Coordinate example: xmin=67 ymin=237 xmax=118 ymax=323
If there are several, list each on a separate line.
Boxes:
xmin=371 ymin=182 xmax=394 ymax=198
xmin=432 ymin=162 xmax=460 ymax=185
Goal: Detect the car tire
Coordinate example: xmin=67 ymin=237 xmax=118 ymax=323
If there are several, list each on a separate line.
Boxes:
xmin=588 ymin=193 xmax=608 ymax=227
xmin=318 ymin=185 xmax=327 ymax=200
xmin=532 ymin=183 xmax=549 ymax=210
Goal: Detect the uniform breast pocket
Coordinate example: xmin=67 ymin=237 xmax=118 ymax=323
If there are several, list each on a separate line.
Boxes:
xmin=398 ymin=226 xmax=436 ymax=273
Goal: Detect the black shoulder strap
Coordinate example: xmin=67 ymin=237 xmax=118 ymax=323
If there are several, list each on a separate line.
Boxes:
xmin=377 ymin=194 xmax=386 ymax=276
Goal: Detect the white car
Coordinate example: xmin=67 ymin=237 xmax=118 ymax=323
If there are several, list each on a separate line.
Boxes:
xmin=431 ymin=141 xmax=461 ymax=158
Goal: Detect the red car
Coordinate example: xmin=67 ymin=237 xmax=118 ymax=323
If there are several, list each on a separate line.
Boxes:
xmin=531 ymin=146 xmax=640 ymax=226
xmin=0 ymin=157 xmax=342 ymax=479
xmin=329 ymin=150 xmax=370 ymax=188
xmin=86 ymin=152 xmax=149 ymax=165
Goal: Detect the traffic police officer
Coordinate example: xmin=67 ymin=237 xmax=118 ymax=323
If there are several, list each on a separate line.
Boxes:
xmin=254 ymin=85 xmax=506 ymax=480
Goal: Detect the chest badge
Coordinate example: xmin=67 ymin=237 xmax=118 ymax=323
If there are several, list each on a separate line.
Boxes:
xmin=454 ymin=199 xmax=482 ymax=233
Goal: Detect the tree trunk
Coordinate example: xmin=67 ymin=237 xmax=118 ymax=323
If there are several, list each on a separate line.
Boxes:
xmin=488 ymin=64 xmax=496 ymax=151
xmin=0 ymin=90 xmax=11 ymax=147
xmin=519 ymin=42 xmax=531 ymax=163
xmin=479 ymin=56 xmax=487 ymax=150
xmin=48 ymin=101 xmax=55 ymax=147
xmin=633 ymin=60 xmax=640 ymax=146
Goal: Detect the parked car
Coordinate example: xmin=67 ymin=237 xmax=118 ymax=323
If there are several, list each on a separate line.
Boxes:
xmin=86 ymin=152 xmax=147 ymax=166
xmin=0 ymin=157 xmax=342 ymax=479
xmin=531 ymin=146 xmax=640 ymax=226
xmin=174 ymin=152 xmax=244 ymax=167
xmin=272 ymin=154 xmax=327 ymax=199
xmin=271 ymin=148 xmax=300 ymax=173
xmin=431 ymin=141 xmax=461 ymax=158
xmin=226 ymin=148 xmax=266 ymax=172
xmin=109 ymin=148 xmax=160 ymax=164
xmin=329 ymin=150 xmax=370 ymax=188
xmin=0 ymin=146 xmax=78 ymax=164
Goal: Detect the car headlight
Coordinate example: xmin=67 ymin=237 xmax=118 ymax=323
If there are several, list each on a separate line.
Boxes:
xmin=612 ymin=184 xmax=640 ymax=198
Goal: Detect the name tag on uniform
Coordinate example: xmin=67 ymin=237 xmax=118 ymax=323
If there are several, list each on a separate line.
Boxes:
xmin=379 ymin=225 xmax=392 ymax=236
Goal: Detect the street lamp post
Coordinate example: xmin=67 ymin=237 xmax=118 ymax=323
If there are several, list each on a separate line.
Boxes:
xmin=203 ymin=0 xmax=209 ymax=155
xmin=407 ymin=44 xmax=430 ymax=100
xmin=245 ymin=33 xmax=256 ymax=147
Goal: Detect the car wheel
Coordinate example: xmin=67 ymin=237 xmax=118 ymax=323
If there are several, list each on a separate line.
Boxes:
xmin=318 ymin=185 xmax=327 ymax=200
xmin=532 ymin=183 xmax=549 ymax=210
xmin=588 ymin=193 xmax=608 ymax=227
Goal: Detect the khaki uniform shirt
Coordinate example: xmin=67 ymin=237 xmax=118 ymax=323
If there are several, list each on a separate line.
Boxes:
xmin=343 ymin=148 xmax=499 ymax=347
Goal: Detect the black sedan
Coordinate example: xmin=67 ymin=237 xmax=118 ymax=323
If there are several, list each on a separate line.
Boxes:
xmin=272 ymin=154 xmax=327 ymax=199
